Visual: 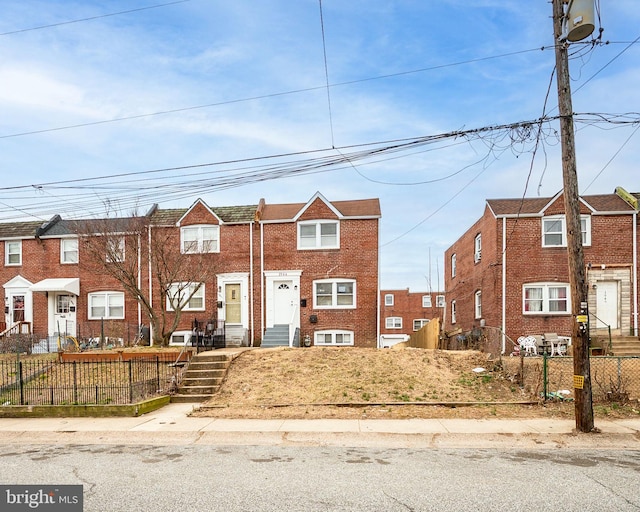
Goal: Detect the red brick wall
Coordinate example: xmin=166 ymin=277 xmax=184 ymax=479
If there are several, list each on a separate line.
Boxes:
xmin=379 ymin=289 xmax=444 ymax=336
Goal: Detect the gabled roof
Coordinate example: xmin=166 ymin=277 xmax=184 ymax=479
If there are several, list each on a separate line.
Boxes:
xmin=260 ymin=192 xmax=381 ymax=222
xmin=149 ymin=205 xmax=258 ymax=226
xmin=487 ymin=191 xmax=635 ymax=218
xmin=0 ymin=220 xmax=44 ymax=239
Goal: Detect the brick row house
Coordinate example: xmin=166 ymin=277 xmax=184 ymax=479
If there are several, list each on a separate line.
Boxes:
xmin=379 ymin=289 xmax=445 ymax=347
xmin=444 ymin=187 xmax=639 ymax=353
xmin=0 ymin=192 xmax=381 ymax=349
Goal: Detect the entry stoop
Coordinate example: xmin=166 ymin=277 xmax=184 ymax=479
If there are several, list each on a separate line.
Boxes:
xmin=171 ymin=352 xmax=233 ymax=403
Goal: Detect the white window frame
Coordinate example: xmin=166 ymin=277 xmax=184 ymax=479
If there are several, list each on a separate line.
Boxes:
xmin=166 ymin=282 xmax=205 ymax=311
xmin=385 ymin=317 xmax=402 ymax=329
xmin=523 ymin=282 xmax=571 ymax=315
xmin=180 ymin=225 xmax=219 ymax=254
xmin=474 ymin=233 xmax=482 ymax=263
xmin=436 ymin=295 xmax=445 ymax=308
xmin=451 ymin=253 xmax=456 ymax=277
xmin=413 ymin=319 xmax=430 ymax=331
xmin=88 ymin=291 xmax=125 ymax=320
xmin=384 ymin=294 xmax=394 ymax=306
xmin=60 ymin=238 xmax=78 ymax=264
xmin=474 ymin=290 xmax=482 ymax=319
xmin=422 ymin=295 xmax=432 ymax=308
xmin=451 ymin=300 xmax=457 ymax=324
xmin=314 ymin=330 xmax=354 ymax=346
xmin=297 ymin=220 xmax=340 ymax=250
xmin=5 ymin=240 xmax=22 ymax=266
xmin=313 ymin=279 xmax=356 ymax=309
xmin=106 ymin=236 xmax=125 ymax=263
xmin=542 ymin=215 xmax=591 ymax=247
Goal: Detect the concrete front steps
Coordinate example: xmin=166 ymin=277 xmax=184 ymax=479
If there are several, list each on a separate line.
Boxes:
xmin=609 ymin=336 xmax=640 ymax=356
xmin=171 ymin=352 xmax=233 ymax=403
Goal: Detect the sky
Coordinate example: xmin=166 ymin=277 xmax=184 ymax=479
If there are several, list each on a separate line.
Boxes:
xmin=1 ymin=0 xmax=638 ymax=291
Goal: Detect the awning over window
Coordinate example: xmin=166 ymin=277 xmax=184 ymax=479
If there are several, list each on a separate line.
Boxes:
xmin=30 ymin=278 xmax=80 ymax=296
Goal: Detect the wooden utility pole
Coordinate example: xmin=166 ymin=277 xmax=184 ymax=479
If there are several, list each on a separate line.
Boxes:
xmin=552 ymin=0 xmax=594 ymax=432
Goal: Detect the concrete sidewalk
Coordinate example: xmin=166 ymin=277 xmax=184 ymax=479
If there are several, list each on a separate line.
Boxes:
xmin=1 ymin=403 xmax=639 ymax=448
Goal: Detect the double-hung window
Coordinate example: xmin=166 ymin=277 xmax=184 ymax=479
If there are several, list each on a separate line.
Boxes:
xmin=474 ymin=234 xmax=482 ymax=263
xmin=523 ymin=283 xmax=570 ymax=314
xmin=384 ymin=294 xmax=394 ymax=306
xmin=451 ymin=253 xmax=456 ymax=278
xmin=413 ymin=319 xmax=429 ymax=331
xmin=298 ymin=220 xmax=339 ymax=250
xmin=61 ymin=238 xmax=78 ymax=264
xmin=542 ymin=215 xmax=591 ymax=247
xmin=313 ymin=279 xmax=355 ymax=309
xmin=436 ymin=295 xmax=445 ymax=308
xmin=451 ymin=300 xmax=457 ymax=324
xmin=88 ymin=292 xmax=125 ymax=319
xmin=106 ymin=236 xmax=125 ymax=263
xmin=422 ymin=295 xmax=432 ymax=308
xmin=474 ymin=290 xmax=482 ymax=319
xmin=386 ymin=317 xmax=402 ymax=329
xmin=166 ymin=283 xmax=205 ymax=311
xmin=315 ymin=330 xmax=354 ymax=346
xmin=5 ymin=240 xmax=21 ymax=266
xmin=181 ymin=225 xmax=219 ymax=254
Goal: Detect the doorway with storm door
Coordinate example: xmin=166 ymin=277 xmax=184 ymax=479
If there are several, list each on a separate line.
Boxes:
xmin=264 ymin=271 xmax=301 ymax=346
xmin=53 ymin=293 xmax=77 ymax=339
xmin=595 ymin=281 xmax=619 ymax=333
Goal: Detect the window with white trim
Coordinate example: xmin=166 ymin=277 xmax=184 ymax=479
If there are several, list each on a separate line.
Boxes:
xmin=60 ymin=238 xmax=78 ymax=264
xmin=436 ymin=295 xmax=445 ymax=308
xmin=474 ymin=233 xmax=482 ymax=263
xmin=474 ymin=290 xmax=482 ymax=319
xmin=106 ymin=237 xmax=125 ymax=263
xmin=181 ymin=225 xmax=219 ymax=254
xmin=298 ymin=220 xmax=339 ymax=250
xmin=384 ymin=294 xmax=394 ymax=306
xmin=542 ymin=215 xmax=591 ymax=247
xmin=385 ymin=317 xmax=402 ymax=329
xmin=523 ymin=283 xmax=570 ymax=314
xmin=451 ymin=300 xmax=456 ymax=324
xmin=5 ymin=240 xmax=21 ymax=266
xmin=88 ymin=292 xmax=125 ymax=319
xmin=413 ymin=319 xmax=429 ymax=331
xmin=422 ymin=295 xmax=432 ymax=308
xmin=314 ymin=330 xmax=354 ymax=346
xmin=313 ymin=279 xmax=355 ymax=309
xmin=166 ymin=283 xmax=205 ymax=311
xmin=451 ymin=253 xmax=456 ymax=277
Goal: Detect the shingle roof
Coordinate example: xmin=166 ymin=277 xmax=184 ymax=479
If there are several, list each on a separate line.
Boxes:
xmin=487 ymin=193 xmax=635 ymax=217
xmin=0 ymin=220 xmax=43 ymax=239
xmin=149 ymin=205 xmax=258 ymax=225
xmin=261 ymin=198 xmax=381 ymax=221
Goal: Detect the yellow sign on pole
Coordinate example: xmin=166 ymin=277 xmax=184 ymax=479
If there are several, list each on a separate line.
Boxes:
xmin=573 ymin=375 xmax=585 ymax=389
xmin=576 ymin=315 xmax=588 ymax=323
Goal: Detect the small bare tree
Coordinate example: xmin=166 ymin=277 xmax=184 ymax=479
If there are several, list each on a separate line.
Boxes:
xmin=75 ymin=213 xmax=217 ymax=346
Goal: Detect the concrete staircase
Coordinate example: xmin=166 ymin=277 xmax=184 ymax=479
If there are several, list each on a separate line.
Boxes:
xmin=261 ymin=324 xmax=290 ymax=348
xmin=171 ymin=352 xmax=233 ymax=403
xmin=609 ymin=336 xmax=640 ymax=356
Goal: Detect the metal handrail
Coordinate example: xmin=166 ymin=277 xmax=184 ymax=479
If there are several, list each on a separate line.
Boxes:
xmin=288 ymin=305 xmax=299 ymax=347
xmin=588 ymin=312 xmax=612 ymax=354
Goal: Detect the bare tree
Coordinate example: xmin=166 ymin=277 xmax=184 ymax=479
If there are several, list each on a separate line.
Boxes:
xmin=74 ymin=213 xmax=217 ymax=346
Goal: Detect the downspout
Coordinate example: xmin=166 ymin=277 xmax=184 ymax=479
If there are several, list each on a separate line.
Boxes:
xmin=148 ymin=224 xmax=153 ymax=345
xmin=260 ymin=222 xmax=265 ymax=342
xmin=634 ymin=210 xmax=638 ymax=336
xmin=376 ymin=217 xmax=381 ymax=348
xmin=137 ymin=233 xmax=142 ymax=330
xmin=501 ymin=217 xmax=507 ymax=354
xmin=249 ymin=222 xmax=254 ymax=347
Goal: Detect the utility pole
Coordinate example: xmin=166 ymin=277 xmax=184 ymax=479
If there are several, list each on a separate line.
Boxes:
xmin=552 ymin=0 xmax=594 ymax=432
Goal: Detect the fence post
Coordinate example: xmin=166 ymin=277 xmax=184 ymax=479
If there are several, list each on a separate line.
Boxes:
xmin=128 ymin=360 xmax=133 ymax=403
xmin=617 ymin=356 xmax=622 ymax=392
xmin=156 ymin=356 xmax=160 ymax=392
xmin=73 ymin=361 xmax=78 ymax=404
xmin=542 ymin=353 xmax=548 ymax=402
xmin=18 ymin=360 xmax=24 ymax=405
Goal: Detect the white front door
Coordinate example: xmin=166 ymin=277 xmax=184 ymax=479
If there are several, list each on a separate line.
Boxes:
xmin=596 ymin=281 xmax=618 ymax=329
xmin=274 ymin=280 xmax=295 ymax=325
xmin=53 ymin=293 xmax=77 ymax=337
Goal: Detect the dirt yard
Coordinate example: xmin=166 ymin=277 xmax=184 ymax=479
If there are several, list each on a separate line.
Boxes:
xmin=193 ymin=347 xmax=640 ymax=420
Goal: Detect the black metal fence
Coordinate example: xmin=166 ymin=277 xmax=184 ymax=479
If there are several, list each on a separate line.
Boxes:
xmin=0 ymin=356 xmax=183 ymax=406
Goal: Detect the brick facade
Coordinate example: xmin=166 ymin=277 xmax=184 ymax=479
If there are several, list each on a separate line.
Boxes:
xmin=444 ymin=189 xmax=639 ymax=348
xmin=379 ymin=288 xmax=444 ymax=346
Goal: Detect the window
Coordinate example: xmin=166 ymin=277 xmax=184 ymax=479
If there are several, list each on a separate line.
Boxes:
xmin=313 ymin=279 xmax=355 ymax=308
xmin=106 ymin=237 xmax=125 ymax=263
xmin=60 ymin=238 xmax=78 ymax=264
xmin=88 ymin=292 xmax=124 ymax=319
xmin=436 ymin=295 xmax=445 ymax=308
xmin=166 ymin=283 xmax=205 ymax=311
xmin=298 ymin=220 xmax=339 ymax=250
xmin=542 ymin=215 xmax=591 ymax=247
xmin=475 ymin=290 xmax=482 ymax=319
xmin=474 ymin=234 xmax=482 ymax=263
xmin=314 ymin=330 xmax=354 ymax=346
xmin=422 ymin=295 xmax=432 ymax=308
xmin=5 ymin=241 xmax=21 ymax=266
xmin=451 ymin=300 xmax=456 ymax=324
xmin=384 ymin=294 xmax=394 ymax=306
xmin=56 ymin=294 xmax=71 ymax=314
xmin=385 ymin=317 xmax=402 ymax=329
xmin=451 ymin=253 xmax=456 ymax=278
xmin=413 ymin=319 xmax=430 ymax=331
xmin=523 ymin=283 xmax=570 ymax=314
xmin=181 ymin=225 xmax=219 ymax=254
